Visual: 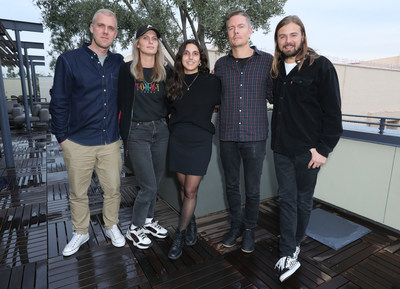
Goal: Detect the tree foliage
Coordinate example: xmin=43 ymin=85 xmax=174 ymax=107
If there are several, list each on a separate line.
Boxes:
xmin=34 ymin=0 xmax=287 ymax=69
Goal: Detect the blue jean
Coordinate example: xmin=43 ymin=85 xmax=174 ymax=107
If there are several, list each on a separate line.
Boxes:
xmin=273 ymin=151 xmax=320 ymax=257
xmin=128 ymin=119 xmax=169 ymax=226
xmin=220 ymin=140 xmax=266 ymax=230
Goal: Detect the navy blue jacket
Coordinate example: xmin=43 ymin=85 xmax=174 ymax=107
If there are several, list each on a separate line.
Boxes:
xmin=50 ymin=43 xmax=124 ymax=145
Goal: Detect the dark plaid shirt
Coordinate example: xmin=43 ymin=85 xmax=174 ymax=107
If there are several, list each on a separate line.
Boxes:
xmin=214 ymin=47 xmax=273 ymax=142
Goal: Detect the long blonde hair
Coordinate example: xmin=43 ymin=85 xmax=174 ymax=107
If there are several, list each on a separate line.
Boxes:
xmin=130 ymin=37 xmax=166 ymax=82
xmin=271 ymin=15 xmax=319 ymax=78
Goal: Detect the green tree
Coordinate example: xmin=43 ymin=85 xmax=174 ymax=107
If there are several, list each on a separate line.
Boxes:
xmin=6 ymin=67 xmax=17 ymax=78
xmin=35 ymin=0 xmax=286 ymax=68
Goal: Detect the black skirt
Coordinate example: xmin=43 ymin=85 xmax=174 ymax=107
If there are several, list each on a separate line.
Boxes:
xmin=169 ymin=123 xmax=213 ymax=176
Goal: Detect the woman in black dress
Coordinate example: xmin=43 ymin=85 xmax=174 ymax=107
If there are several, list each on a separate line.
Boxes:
xmin=166 ymin=39 xmax=221 ymax=259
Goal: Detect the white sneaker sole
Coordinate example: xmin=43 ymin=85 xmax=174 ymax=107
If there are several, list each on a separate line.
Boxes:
xmin=279 ymin=262 xmax=301 ymax=282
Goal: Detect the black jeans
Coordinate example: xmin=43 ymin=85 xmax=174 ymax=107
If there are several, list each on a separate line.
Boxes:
xmin=220 ymin=140 xmax=266 ymax=230
xmin=128 ymin=119 xmax=169 ymax=226
xmin=274 ymin=151 xmax=319 ymax=257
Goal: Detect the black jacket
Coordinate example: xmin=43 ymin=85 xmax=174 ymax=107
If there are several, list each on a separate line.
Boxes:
xmin=271 ymin=56 xmax=343 ymax=157
xmin=117 ymin=61 xmax=171 ymax=143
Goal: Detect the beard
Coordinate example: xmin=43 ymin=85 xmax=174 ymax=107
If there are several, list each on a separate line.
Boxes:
xmin=280 ymin=40 xmax=303 ymax=59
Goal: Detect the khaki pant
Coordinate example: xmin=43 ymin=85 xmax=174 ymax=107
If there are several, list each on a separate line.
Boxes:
xmin=62 ymin=139 xmax=122 ymax=234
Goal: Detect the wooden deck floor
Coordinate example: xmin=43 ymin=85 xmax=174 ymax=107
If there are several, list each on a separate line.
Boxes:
xmin=1 ymin=129 xmax=400 ymax=288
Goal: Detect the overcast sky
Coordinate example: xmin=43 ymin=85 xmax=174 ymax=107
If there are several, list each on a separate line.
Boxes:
xmin=1 ymin=0 xmax=400 ymax=75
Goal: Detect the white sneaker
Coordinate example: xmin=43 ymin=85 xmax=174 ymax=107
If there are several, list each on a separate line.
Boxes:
xmin=105 ymin=224 xmax=126 ymax=247
xmin=62 ymin=232 xmax=89 ymax=256
xmin=294 ymin=246 xmax=300 ymax=260
xmin=143 ymin=220 xmax=168 ymax=238
xmin=275 ymin=256 xmax=301 ymax=282
xmin=126 ymin=226 xmax=152 ymax=249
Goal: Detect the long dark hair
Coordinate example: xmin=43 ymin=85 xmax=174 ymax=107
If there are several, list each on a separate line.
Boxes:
xmin=271 ymin=15 xmax=319 ymax=78
xmin=166 ymin=39 xmax=209 ymax=101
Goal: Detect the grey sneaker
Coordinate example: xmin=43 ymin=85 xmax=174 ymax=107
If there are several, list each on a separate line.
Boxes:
xmin=105 ymin=224 xmax=126 ymax=247
xmin=62 ymin=232 xmax=89 ymax=256
xmin=275 ymin=256 xmax=301 ymax=282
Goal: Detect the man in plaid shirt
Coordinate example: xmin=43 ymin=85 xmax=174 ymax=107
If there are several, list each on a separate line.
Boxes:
xmin=214 ymin=10 xmax=273 ymax=253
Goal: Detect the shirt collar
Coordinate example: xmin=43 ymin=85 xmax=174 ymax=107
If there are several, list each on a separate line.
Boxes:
xmin=228 ymin=46 xmax=261 ymax=58
xmin=82 ymin=43 xmax=111 ymax=58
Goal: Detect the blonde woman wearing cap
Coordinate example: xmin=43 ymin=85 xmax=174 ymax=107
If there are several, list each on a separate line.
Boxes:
xmin=118 ymin=25 xmax=170 ymax=249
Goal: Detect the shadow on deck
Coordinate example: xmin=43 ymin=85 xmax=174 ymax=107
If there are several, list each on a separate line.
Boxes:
xmin=1 ymin=129 xmax=400 ymax=288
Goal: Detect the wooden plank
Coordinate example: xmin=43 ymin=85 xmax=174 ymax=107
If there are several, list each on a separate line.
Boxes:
xmin=343 ymin=268 xmax=380 ymax=289
xmin=152 ymin=258 xmax=231 ymax=289
xmin=47 ymin=223 xmax=58 ymax=258
xmin=8 ymin=265 xmax=23 ymax=289
xmin=56 ymin=222 xmax=67 ymax=255
xmin=225 ymin=250 xmax=282 ymax=289
xmin=330 ymin=244 xmax=380 ymax=273
xmin=353 ymin=261 xmax=394 ymax=288
xmin=315 ymin=276 xmax=350 ymax=289
xmin=367 ymin=255 xmax=400 ymax=283
xmin=21 ymin=262 xmax=36 ymax=289
xmin=0 ymin=269 xmax=11 ymax=289
xmin=337 ymin=282 xmax=360 ymax=289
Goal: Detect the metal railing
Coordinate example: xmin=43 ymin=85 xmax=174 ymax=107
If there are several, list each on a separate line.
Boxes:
xmin=342 ymin=114 xmax=400 ymax=134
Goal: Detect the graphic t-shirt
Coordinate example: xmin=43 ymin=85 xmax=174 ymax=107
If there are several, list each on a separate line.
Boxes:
xmin=132 ymin=68 xmax=167 ymax=122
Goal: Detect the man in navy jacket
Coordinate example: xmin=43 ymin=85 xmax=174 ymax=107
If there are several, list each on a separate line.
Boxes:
xmin=50 ymin=9 xmax=125 ymax=256
xmin=270 ymin=15 xmax=343 ymax=282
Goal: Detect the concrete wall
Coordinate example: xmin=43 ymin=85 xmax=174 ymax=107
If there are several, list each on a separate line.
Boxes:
xmin=314 ymin=138 xmax=400 ymax=231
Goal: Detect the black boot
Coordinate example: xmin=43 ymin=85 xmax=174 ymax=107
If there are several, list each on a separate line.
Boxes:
xmin=241 ymin=228 xmax=255 ymax=253
xmin=185 ymin=215 xmax=197 ymax=246
xmin=222 ymin=224 xmax=243 ymax=247
xmin=168 ymin=229 xmax=186 ymax=260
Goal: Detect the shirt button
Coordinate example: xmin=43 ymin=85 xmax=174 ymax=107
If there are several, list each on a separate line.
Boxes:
xmin=104 ymin=117 xmax=106 ymax=119
xmin=104 ymin=89 xmax=106 ymax=92
xmin=102 ymin=75 xmax=105 ymax=78
xmin=241 ymin=72 xmax=243 ymax=75
xmin=239 ymin=122 xmax=242 ymax=125
xmin=239 ymin=97 xmax=242 ymax=99
xmin=104 ymin=103 xmax=107 ymax=106
xmin=240 ymin=84 xmax=243 ymax=87
xmin=239 ymin=110 xmax=242 ymax=112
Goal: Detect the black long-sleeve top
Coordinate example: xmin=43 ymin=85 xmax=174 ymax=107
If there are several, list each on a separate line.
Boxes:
xmin=271 ymin=56 xmax=343 ymax=157
xmin=169 ymin=73 xmax=221 ymax=134
xmin=117 ymin=61 xmax=171 ymax=143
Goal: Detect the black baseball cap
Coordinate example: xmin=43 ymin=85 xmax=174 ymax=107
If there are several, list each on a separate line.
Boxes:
xmin=135 ymin=25 xmax=161 ymax=39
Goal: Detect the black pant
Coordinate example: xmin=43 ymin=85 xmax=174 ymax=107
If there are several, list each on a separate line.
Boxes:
xmin=220 ymin=140 xmax=266 ymax=230
xmin=274 ymin=151 xmax=319 ymax=257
